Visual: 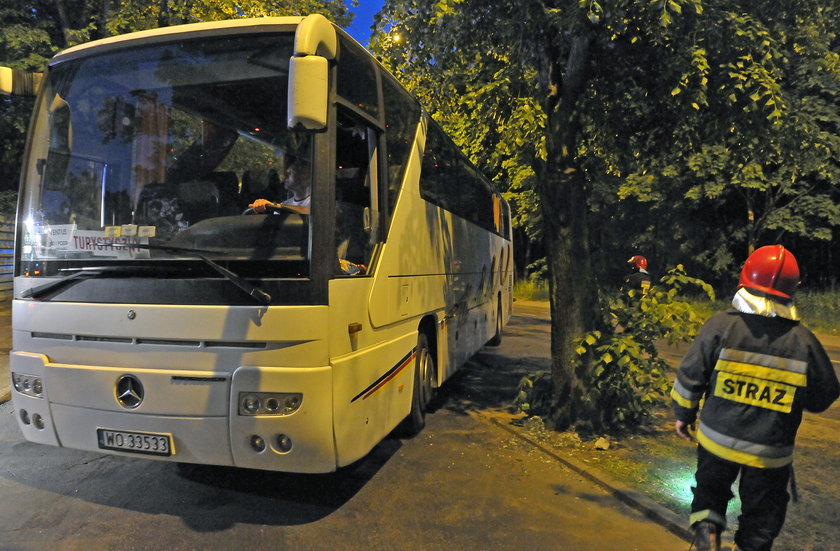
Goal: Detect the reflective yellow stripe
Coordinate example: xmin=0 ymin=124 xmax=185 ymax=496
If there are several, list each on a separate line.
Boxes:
xmin=697 ymin=430 xmax=793 ymax=468
xmin=713 ymin=372 xmax=796 ymax=413
xmin=719 ymin=347 xmax=806 ymax=371
xmin=690 ymin=510 xmax=727 ymax=530
xmin=715 ymin=359 xmax=807 ymax=387
xmin=671 ymin=387 xmax=699 ymax=409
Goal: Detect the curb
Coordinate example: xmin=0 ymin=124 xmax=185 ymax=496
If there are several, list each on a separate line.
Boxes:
xmin=485 ymin=415 xmax=694 ymax=544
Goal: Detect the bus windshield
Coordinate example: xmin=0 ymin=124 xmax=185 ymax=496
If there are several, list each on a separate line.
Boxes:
xmin=18 ymin=32 xmax=312 ymax=277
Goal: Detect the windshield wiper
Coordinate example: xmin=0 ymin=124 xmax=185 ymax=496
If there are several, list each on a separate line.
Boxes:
xmin=113 ymin=242 xmax=272 ymax=305
xmin=21 ymin=266 xmax=160 ymax=300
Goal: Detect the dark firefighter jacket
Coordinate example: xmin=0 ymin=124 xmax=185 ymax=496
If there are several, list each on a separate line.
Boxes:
xmin=671 ymin=307 xmax=839 ymax=468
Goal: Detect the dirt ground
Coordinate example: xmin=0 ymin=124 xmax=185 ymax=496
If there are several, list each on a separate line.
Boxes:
xmin=446 ymin=301 xmax=840 ymax=551
xmin=494 ymin=403 xmax=840 ymax=551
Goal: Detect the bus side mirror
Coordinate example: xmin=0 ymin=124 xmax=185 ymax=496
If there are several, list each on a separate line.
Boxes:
xmin=288 ymin=56 xmax=329 ymax=130
xmin=1 ymin=66 xmax=42 ymax=96
xmin=287 ymin=14 xmax=337 ymax=131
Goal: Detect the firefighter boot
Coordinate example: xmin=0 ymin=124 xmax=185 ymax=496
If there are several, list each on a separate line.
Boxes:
xmin=692 ymin=520 xmax=721 ymax=551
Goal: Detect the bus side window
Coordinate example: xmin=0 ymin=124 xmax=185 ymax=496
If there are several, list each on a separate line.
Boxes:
xmin=335 ymin=109 xmax=378 ymax=275
xmin=382 ymin=75 xmax=420 ymax=218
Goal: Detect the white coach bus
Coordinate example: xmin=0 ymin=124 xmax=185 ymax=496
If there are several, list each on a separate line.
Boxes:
xmin=4 ymin=15 xmax=513 ymax=472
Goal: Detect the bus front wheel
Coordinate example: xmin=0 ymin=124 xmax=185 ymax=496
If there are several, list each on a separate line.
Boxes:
xmin=397 ymin=332 xmax=434 ymax=437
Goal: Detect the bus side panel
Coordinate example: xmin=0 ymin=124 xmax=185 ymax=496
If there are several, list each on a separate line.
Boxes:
xmin=437 ymin=209 xmax=505 ymax=380
xmin=368 ymin=122 xmax=505 ymax=385
xmin=368 ymin=123 xmax=441 ymax=330
xmin=331 ymin=327 xmax=417 ymax=467
xmin=329 ymin=278 xmax=419 ymax=466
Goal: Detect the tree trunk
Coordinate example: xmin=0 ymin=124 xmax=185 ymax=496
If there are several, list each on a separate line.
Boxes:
xmin=53 ymin=0 xmax=72 ymax=46
xmin=97 ymin=0 xmax=112 ymax=39
xmin=157 ymin=0 xmax=169 ymax=28
xmin=538 ymin=27 xmax=601 ymax=431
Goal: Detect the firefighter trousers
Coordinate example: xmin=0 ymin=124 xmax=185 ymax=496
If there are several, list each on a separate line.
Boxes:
xmin=691 ymin=445 xmax=791 ymax=551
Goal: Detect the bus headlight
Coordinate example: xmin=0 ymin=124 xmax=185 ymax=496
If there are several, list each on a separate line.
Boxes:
xmin=12 ymin=373 xmax=44 ymax=398
xmin=242 ymin=394 xmax=261 ymax=414
xmin=238 ymin=392 xmax=303 ymax=416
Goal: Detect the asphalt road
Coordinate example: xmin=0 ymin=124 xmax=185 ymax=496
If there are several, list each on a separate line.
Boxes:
xmin=0 ymin=300 xmax=688 ymax=551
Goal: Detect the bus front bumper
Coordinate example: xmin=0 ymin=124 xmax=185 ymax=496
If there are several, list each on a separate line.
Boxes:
xmin=9 ymin=351 xmax=337 ymax=473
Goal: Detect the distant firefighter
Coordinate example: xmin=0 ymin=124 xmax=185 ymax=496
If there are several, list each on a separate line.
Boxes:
xmin=624 ymin=254 xmax=651 ymax=294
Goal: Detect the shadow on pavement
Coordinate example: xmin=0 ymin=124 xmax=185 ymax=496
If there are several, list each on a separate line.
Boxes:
xmin=435 ymin=355 xmax=548 ymax=417
xmin=0 ymin=420 xmax=403 ymax=530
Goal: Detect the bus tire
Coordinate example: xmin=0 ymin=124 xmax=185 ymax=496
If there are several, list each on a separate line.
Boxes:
xmin=487 ymin=297 xmax=503 ymax=346
xmin=397 ymin=332 xmax=434 ymax=437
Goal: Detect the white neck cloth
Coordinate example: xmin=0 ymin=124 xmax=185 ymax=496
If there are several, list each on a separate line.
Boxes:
xmin=732 ymin=287 xmax=800 ymax=321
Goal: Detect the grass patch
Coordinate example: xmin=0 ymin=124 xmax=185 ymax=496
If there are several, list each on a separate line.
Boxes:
xmin=515 ymin=282 xmax=839 ymax=335
xmin=796 ymin=289 xmax=840 ymax=335
xmin=513 ymin=279 xmax=549 ymax=301
xmin=688 ymin=290 xmax=840 ymax=335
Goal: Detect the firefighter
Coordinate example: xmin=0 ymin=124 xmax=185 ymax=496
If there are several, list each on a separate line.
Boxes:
xmin=625 ymin=254 xmax=652 ymax=294
xmin=671 ymin=245 xmax=839 ymax=551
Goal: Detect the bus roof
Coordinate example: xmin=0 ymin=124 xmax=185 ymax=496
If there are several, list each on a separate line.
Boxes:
xmin=52 ymin=17 xmax=307 ymax=65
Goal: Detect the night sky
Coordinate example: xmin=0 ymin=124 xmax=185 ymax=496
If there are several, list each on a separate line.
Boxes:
xmin=345 ymin=1 xmax=384 ymax=45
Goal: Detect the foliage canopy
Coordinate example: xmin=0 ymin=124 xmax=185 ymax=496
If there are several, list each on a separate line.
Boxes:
xmin=373 ymin=0 xmax=840 ymax=428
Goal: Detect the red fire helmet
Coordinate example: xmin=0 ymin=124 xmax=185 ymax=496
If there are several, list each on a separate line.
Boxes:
xmin=627 ymin=255 xmax=648 ymax=270
xmin=739 ymin=245 xmax=800 ymax=299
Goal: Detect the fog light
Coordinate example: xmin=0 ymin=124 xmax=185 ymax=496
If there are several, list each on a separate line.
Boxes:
xmin=32 ymin=413 xmax=44 ymax=430
xmin=250 ymin=435 xmax=266 ymax=452
xmin=20 ymin=409 xmax=30 ymax=425
xmin=276 ymin=434 xmax=293 ymax=453
xmin=33 ymin=379 xmax=43 ymax=395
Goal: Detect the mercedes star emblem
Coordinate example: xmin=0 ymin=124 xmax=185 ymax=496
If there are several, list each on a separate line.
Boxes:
xmin=116 ymin=375 xmax=144 ymax=409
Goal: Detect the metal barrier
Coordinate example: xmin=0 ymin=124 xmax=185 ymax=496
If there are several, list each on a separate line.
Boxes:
xmin=0 ymin=216 xmax=13 ymax=296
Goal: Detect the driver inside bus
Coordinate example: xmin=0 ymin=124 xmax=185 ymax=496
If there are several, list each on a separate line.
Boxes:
xmin=249 ymin=154 xmax=311 ymax=215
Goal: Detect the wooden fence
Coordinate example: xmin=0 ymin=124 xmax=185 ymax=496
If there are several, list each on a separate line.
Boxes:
xmin=0 ymin=216 xmax=13 ymax=296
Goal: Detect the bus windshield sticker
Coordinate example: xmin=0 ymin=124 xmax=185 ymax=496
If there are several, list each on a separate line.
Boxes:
xmin=67 ymin=229 xmax=150 ymax=259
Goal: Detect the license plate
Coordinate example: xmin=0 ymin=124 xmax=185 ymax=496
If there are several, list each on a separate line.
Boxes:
xmin=97 ymin=428 xmax=173 ymax=456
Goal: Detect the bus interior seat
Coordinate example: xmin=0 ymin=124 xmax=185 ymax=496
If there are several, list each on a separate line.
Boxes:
xmin=336 ymin=170 xmax=371 ymax=266
xmin=178 ymin=179 xmax=220 ymax=222
xmin=134 ymin=183 xmax=188 ymax=235
xmin=204 ymin=171 xmax=241 ymax=215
